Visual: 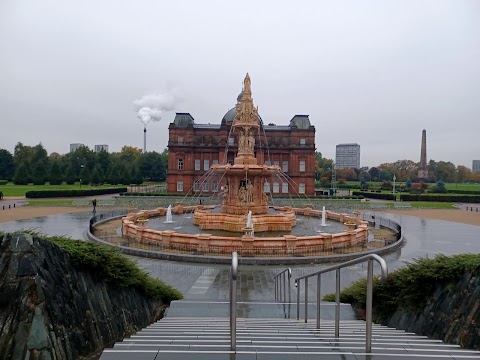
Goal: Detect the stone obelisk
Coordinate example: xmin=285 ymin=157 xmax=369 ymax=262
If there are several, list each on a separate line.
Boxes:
xmin=418 ymin=129 xmax=428 ymax=179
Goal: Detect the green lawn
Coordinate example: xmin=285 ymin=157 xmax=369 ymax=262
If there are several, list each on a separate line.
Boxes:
xmin=388 ymin=202 xmax=456 ymax=209
xmin=25 ymin=199 xmax=77 ymax=206
xmin=0 ymin=182 xmax=117 ymax=197
xmin=445 ymin=183 xmax=480 ymax=191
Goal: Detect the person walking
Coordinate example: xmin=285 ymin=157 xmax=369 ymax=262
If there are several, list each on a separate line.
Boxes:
xmin=92 ymin=198 xmax=97 ymax=212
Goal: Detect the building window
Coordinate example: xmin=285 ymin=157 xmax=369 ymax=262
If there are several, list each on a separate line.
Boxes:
xmin=299 ymin=183 xmax=305 ymax=194
xmin=300 ymin=138 xmax=306 ymax=145
xmin=177 ymin=181 xmax=183 ymax=192
xmin=265 ymin=160 xmax=271 ymax=166
xmin=194 ymin=180 xmax=200 ymax=191
xmin=204 ymin=159 xmax=210 ymax=171
xmin=203 ymin=181 xmax=209 ymax=191
xmin=228 ymin=137 xmax=234 ymax=146
xmin=274 ymin=160 xmax=280 ymax=167
xmin=273 ymin=182 xmax=279 ymax=193
xmin=264 ymin=182 xmax=270 ymax=193
xmin=212 ymin=181 xmax=218 ymax=192
xmin=282 ymin=182 xmax=288 ymax=193
xmin=195 ymin=159 xmax=200 ymax=171
xmin=178 ymin=136 xmax=184 ymax=144
xmin=178 ymin=158 xmax=184 ymax=170
xmin=299 ymin=160 xmax=305 ymax=172
xmin=213 ymin=159 xmax=219 ymax=165
xmin=282 ymin=161 xmax=288 ymax=172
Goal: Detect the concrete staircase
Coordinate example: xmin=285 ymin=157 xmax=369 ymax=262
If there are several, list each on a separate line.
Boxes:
xmin=100 ymin=300 xmax=480 ymax=359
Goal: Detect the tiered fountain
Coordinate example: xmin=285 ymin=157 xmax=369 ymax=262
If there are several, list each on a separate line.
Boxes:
xmin=121 ymin=74 xmax=369 ymax=258
xmin=193 ymin=73 xmax=296 ymax=234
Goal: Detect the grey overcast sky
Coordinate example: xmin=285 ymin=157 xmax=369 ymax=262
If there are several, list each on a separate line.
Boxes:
xmin=0 ymin=0 xmax=479 ymax=168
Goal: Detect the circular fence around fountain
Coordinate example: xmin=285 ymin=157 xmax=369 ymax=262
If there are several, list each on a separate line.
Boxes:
xmin=87 ymin=206 xmax=404 ymax=265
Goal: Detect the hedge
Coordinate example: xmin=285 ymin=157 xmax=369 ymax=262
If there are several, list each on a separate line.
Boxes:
xmin=447 ymin=190 xmax=480 ymax=195
xmin=352 ymin=191 xmax=395 ymax=200
xmin=26 ymin=188 xmax=128 ymax=198
xmin=400 ymin=194 xmax=480 ymax=202
xmin=0 ymin=180 xmax=8 ymax=185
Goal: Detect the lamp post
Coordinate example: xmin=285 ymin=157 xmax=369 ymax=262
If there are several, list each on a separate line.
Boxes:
xmin=393 ymin=175 xmax=396 ymax=201
xmin=80 ymin=164 xmax=84 ymax=188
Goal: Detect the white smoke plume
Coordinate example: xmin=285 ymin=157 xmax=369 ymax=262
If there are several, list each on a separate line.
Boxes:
xmin=133 ymin=92 xmax=178 ymax=125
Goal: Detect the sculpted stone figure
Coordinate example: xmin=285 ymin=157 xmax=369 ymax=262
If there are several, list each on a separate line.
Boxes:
xmin=238 ymin=186 xmax=247 ymax=203
xmin=247 ymin=133 xmax=255 ymax=153
xmin=238 ymin=133 xmax=246 ymax=152
xmin=246 ymin=182 xmax=254 ymax=203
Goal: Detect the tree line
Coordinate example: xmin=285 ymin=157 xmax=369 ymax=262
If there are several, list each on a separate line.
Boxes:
xmin=1 ymin=145 xmax=478 ymax=187
xmin=0 ymin=143 xmax=167 ymax=185
xmin=314 ymin=153 xmax=480 ymax=184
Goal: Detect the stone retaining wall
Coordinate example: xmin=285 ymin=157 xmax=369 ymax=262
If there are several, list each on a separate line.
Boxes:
xmin=0 ymin=233 xmax=164 ymax=360
xmin=376 ymin=272 xmax=480 ymax=350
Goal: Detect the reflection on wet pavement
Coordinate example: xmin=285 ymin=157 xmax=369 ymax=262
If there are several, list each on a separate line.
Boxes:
xmin=1 ymin=211 xmax=479 ymax=302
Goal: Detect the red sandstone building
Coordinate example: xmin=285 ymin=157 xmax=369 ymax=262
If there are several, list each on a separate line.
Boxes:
xmin=167 ymin=92 xmax=316 ymax=196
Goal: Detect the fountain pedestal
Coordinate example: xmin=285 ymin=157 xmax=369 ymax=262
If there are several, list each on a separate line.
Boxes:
xmin=193 ymin=73 xmax=296 ymax=233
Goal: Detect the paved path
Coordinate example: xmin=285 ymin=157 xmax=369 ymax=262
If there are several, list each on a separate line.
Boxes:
xmin=1 ymin=211 xmax=480 ymax=302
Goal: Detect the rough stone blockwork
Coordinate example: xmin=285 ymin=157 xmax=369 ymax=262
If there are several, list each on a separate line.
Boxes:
xmin=380 ymin=273 xmax=480 ymax=349
xmin=0 ymin=233 xmax=163 ymax=359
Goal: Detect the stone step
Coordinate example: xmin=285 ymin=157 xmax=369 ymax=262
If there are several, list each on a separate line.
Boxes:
xmin=166 ymin=300 xmax=356 ymax=320
xmin=100 ymin=316 xmax=480 ymax=359
xmin=101 ymin=349 xmax=480 ymax=360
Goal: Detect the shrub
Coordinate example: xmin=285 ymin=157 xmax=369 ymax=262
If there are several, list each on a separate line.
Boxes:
xmin=323 ymin=254 xmax=480 ymax=321
xmin=49 ymin=160 xmax=63 ymax=185
xmin=352 ymin=191 xmax=395 ymax=200
xmin=400 ymin=194 xmax=480 ymax=202
xmin=42 ymin=234 xmax=183 ymax=303
xmin=0 ymin=180 xmax=8 ymax=185
xmin=64 ymin=166 xmax=76 ymax=185
xmin=26 ymin=187 xmax=127 ymax=198
xmin=13 ymin=162 xmax=29 ymax=185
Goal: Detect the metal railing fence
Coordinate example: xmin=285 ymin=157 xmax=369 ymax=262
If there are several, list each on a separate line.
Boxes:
xmin=293 ymin=253 xmax=388 ymax=353
xmin=273 ymin=268 xmax=292 ymax=303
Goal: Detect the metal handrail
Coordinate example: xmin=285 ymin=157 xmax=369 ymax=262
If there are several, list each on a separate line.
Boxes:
xmin=230 ymin=252 xmax=238 ymax=351
xmin=273 ymin=268 xmax=292 ymax=303
xmin=295 ymin=253 xmax=388 ymax=353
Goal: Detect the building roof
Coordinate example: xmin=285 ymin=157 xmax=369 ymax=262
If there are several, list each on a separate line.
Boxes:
xmin=173 ymin=113 xmax=195 ymax=127
xmin=193 ymin=124 xmax=221 ymax=129
xmin=263 ymin=125 xmax=291 ymax=131
xmin=289 ymin=115 xmax=311 ymax=129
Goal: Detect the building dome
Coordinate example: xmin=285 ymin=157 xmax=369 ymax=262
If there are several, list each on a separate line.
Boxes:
xmin=237 ymin=90 xmax=244 ymax=102
xmin=222 ymin=107 xmax=236 ymax=123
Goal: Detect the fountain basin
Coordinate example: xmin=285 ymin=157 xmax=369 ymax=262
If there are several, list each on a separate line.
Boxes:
xmin=193 ymin=206 xmax=296 ymax=232
xmin=121 ymin=205 xmax=369 ymax=257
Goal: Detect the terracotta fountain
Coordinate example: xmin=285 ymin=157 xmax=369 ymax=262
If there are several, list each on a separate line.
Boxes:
xmin=193 ymin=73 xmax=296 ymax=233
xmin=120 ymin=74 xmax=369 ymax=256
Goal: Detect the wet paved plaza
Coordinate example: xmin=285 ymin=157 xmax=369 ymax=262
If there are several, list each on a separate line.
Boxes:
xmin=1 ymin=210 xmax=479 ymax=303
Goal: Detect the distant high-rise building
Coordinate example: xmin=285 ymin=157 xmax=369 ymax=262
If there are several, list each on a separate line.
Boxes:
xmin=473 ymin=160 xmax=480 ymax=173
xmin=418 ymin=129 xmax=428 ymax=179
xmin=335 ymin=143 xmax=360 ymax=169
xmin=70 ymin=143 xmax=84 ymax=153
xmin=94 ymin=144 xmax=109 ymax=153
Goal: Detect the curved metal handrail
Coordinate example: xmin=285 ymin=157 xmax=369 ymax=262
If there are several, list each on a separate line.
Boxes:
xmin=295 ymin=253 xmax=388 ymax=353
xmin=230 ymin=252 xmax=238 ymax=351
xmin=273 ymin=268 xmax=292 ymax=303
